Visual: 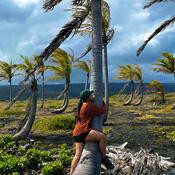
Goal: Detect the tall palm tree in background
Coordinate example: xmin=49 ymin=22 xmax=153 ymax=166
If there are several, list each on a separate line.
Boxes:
xmin=73 ymin=60 xmax=91 ymax=90
xmin=14 ymin=56 xmax=38 ymax=140
xmin=151 ymin=51 xmax=175 ymax=107
xmin=132 ymin=64 xmax=144 ymax=105
xmin=137 ymin=0 xmax=175 ymax=56
xmin=0 ymin=60 xmax=20 ymax=102
xmin=32 ymin=55 xmax=46 ymax=108
xmin=113 ymin=64 xmax=135 ymax=105
xmin=145 ymin=80 xmax=166 ymax=104
xmin=68 ymin=0 xmax=114 ymax=122
xmin=46 ymin=48 xmax=74 ymax=113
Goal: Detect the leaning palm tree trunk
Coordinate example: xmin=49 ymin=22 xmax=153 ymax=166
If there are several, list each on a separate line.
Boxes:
xmin=14 ymin=80 xmax=38 ymax=140
xmin=5 ymin=81 xmax=32 ymax=110
xmin=133 ymin=82 xmax=144 ymax=106
xmin=73 ymin=0 xmax=103 ymax=174
xmin=9 ymin=80 xmax=12 ymax=102
xmin=124 ymin=80 xmax=134 ymax=105
xmin=52 ymin=91 xmax=69 ymax=114
xmin=40 ymin=73 xmax=45 ymax=108
xmin=103 ymin=44 xmax=109 ymax=123
xmin=52 ymin=76 xmax=70 ymax=113
xmin=117 ymin=82 xmax=129 ymax=96
xmin=57 ymin=81 xmax=69 ymax=100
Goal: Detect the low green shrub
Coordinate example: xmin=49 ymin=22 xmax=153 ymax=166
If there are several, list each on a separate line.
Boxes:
xmin=58 ymin=147 xmax=72 ymax=165
xmin=49 ymin=148 xmax=58 ymax=155
xmin=18 ymin=147 xmax=26 ymax=155
xmin=41 ymin=160 xmax=63 ymax=175
xmin=25 ymin=148 xmax=51 ymax=168
xmin=47 ymin=116 xmax=75 ymax=130
xmin=0 ymin=135 xmax=14 ymax=148
xmin=0 ymin=110 xmax=24 ymax=117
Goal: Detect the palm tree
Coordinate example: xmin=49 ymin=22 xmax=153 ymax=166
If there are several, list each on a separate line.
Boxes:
xmin=145 ymin=80 xmax=166 ymax=104
xmin=22 ymin=0 xmax=103 ymax=173
xmin=113 ymin=64 xmax=135 ymax=105
xmin=67 ymin=0 xmax=114 ymax=122
xmin=137 ymin=0 xmax=175 ymax=56
xmin=132 ymin=64 xmax=144 ymax=105
xmin=73 ymin=0 xmax=104 ymax=174
xmin=32 ymin=55 xmax=46 ymax=108
xmin=0 ymin=60 xmax=20 ymax=102
xmin=14 ymin=55 xmax=38 ymax=140
xmin=151 ymin=51 xmax=175 ymax=107
xmin=46 ymin=48 xmax=74 ymax=113
xmin=73 ymin=60 xmax=91 ymax=90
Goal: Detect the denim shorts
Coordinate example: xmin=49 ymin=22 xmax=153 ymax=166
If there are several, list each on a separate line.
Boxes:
xmin=73 ymin=131 xmax=90 ymax=143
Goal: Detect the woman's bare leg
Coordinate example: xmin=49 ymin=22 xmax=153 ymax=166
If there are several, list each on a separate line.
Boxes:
xmin=70 ymin=142 xmax=85 ymax=175
xmin=85 ymin=129 xmax=106 ymax=156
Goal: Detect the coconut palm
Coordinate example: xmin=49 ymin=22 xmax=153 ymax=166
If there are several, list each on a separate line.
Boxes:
xmin=73 ymin=60 xmax=91 ymax=90
xmin=145 ymin=80 xmax=166 ymax=104
xmin=22 ymin=0 xmax=103 ymax=173
xmin=113 ymin=64 xmax=135 ymax=105
xmin=132 ymin=64 xmax=144 ymax=105
xmin=32 ymin=55 xmax=46 ymax=108
xmin=46 ymin=48 xmax=74 ymax=113
xmin=0 ymin=60 xmax=21 ymax=102
xmin=14 ymin=55 xmax=38 ymax=140
xmin=137 ymin=0 xmax=175 ymax=56
xmin=67 ymin=0 xmax=114 ymax=122
xmin=151 ymin=51 xmax=175 ymax=107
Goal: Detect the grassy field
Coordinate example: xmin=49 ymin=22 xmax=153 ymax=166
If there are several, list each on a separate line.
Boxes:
xmin=0 ymin=92 xmax=175 ymax=162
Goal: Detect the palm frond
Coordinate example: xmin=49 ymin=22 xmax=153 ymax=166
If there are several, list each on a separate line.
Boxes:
xmin=144 ymin=0 xmax=175 ymax=9
xmin=137 ymin=15 xmax=175 ymax=56
xmin=75 ymin=43 xmax=92 ymax=61
xmin=43 ymin=0 xmax=63 ymax=12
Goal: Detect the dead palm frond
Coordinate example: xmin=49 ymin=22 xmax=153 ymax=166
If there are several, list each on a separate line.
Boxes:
xmin=137 ymin=15 xmax=175 ymax=56
xmin=144 ymin=0 xmax=175 ymax=9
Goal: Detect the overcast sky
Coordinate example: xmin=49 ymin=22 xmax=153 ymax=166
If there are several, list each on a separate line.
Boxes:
xmin=0 ymin=0 xmax=175 ymax=85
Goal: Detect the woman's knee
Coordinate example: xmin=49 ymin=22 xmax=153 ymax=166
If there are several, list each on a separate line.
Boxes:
xmin=100 ymin=133 xmax=106 ymax=141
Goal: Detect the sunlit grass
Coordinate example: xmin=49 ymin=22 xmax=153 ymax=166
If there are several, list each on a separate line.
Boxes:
xmin=136 ymin=114 xmax=160 ymax=120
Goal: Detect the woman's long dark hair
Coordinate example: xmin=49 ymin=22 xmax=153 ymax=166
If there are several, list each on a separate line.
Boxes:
xmin=75 ymin=99 xmax=83 ymax=123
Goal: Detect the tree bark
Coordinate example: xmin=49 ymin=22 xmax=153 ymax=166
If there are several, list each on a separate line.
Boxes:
xmin=133 ymin=82 xmax=144 ymax=106
xmin=51 ymin=91 xmax=69 ymax=114
xmin=40 ymin=73 xmax=45 ymax=108
xmin=124 ymin=80 xmax=134 ymax=105
xmin=9 ymin=80 xmax=12 ymax=103
xmin=14 ymin=80 xmax=38 ymax=140
xmin=103 ymin=43 xmax=109 ymax=123
xmin=85 ymin=73 xmax=89 ymax=90
xmin=73 ymin=0 xmax=103 ymax=174
xmin=5 ymin=82 xmax=32 ymax=110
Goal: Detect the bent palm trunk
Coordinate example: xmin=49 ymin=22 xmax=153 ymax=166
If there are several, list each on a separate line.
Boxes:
xmin=14 ymin=80 xmax=38 ymax=140
xmin=73 ymin=0 xmax=103 ymax=174
xmin=5 ymin=82 xmax=32 ymax=110
xmin=133 ymin=82 xmax=144 ymax=106
xmin=52 ymin=91 xmax=69 ymax=114
xmin=124 ymin=80 xmax=134 ymax=106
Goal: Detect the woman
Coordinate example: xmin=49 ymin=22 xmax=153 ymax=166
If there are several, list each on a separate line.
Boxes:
xmin=70 ymin=90 xmax=114 ymax=175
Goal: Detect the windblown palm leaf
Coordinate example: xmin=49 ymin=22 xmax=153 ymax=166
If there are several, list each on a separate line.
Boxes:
xmin=145 ymin=80 xmax=165 ymax=94
xmin=151 ymin=52 xmax=175 ymax=74
xmin=113 ymin=64 xmax=135 ymax=81
xmin=21 ymin=4 xmax=90 ymax=84
xmin=137 ymin=0 xmax=175 ymax=56
xmin=144 ymin=0 xmax=175 ymax=9
xmin=133 ymin=64 xmax=143 ymax=82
